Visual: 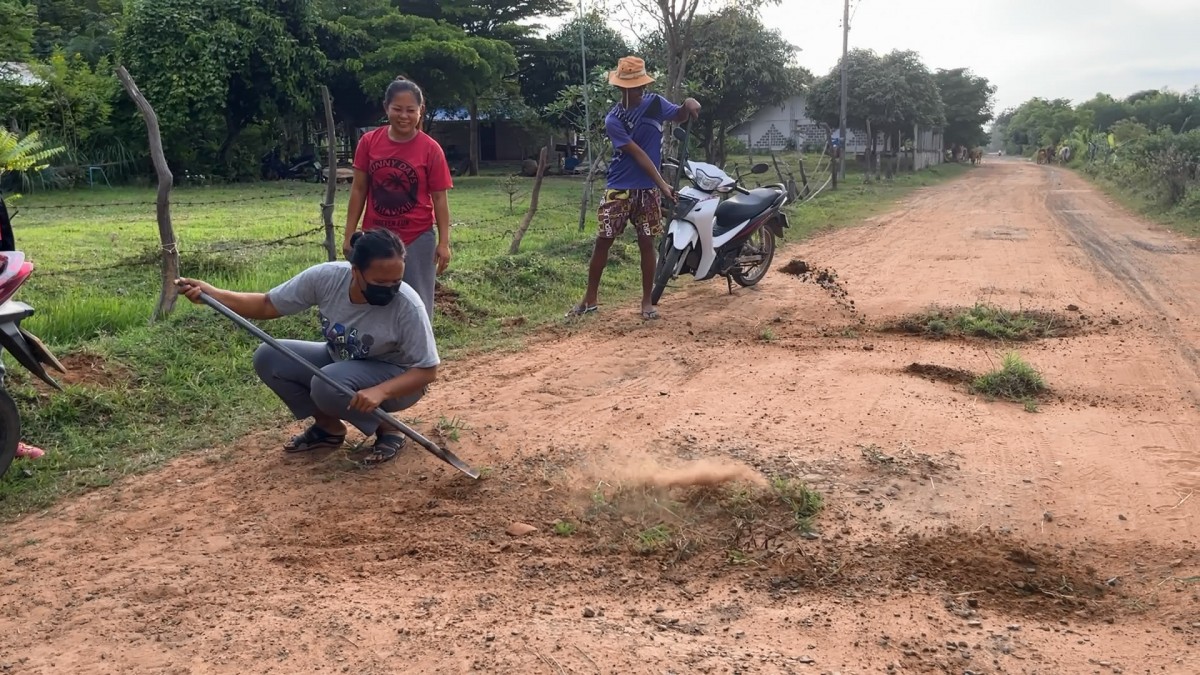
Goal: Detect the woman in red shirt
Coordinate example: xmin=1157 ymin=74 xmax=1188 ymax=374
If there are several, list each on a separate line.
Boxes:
xmin=344 ymin=77 xmax=453 ymax=321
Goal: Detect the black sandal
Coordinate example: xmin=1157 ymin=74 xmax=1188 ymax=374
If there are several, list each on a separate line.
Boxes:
xmin=284 ymin=424 xmax=346 ymax=454
xmin=362 ymin=433 xmax=407 ymax=465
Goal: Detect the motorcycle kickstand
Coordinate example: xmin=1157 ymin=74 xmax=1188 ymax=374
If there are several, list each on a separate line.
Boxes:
xmin=726 ymin=275 xmax=734 ymax=295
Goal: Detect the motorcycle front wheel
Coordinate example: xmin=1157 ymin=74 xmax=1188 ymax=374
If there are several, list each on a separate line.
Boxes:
xmin=732 ymin=227 xmax=776 ymax=287
xmin=0 ymin=387 xmax=21 ymax=479
xmin=651 ymin=245 xmax=684 ymax=305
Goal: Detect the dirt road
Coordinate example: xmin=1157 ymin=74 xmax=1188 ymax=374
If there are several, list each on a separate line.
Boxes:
xmin=3 ymin=159 xmax=1199 ymax=674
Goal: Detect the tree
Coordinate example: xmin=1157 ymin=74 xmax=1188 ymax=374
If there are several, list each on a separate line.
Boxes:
xmin=396 ymin=0 xmax=567 ymax=175
xmin=1076 ymin=93 xmax=1132 ymax=133
xmin=0 ymin=0 xmax=36 ymax=60
xmin=934 ymin=67 xmax=996 ymax=149
xmin=1002 ymin=98 xmax=1091 ymax=153
xmin=396 ymin=0 xmax=568 ymax=40
xmin=341 ymin=11 xmax=516 ymax=175
xmin=807 ymin=49 xmax=944 ymax=142
xmin=29 ymin=0 xmax=122 ymax=63
xmin=873 ymin=50 xmax=945 ymax=140
xmin=677 ymin=7 xmax=804 ymax=165
xmin=118 ymin=0 xmax=327 ymax=172
xmin=520 ymin=11 xmax=630 ymax=111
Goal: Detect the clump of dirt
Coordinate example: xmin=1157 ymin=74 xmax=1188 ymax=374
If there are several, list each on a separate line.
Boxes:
xmin=28 ymin=352 xmax=131 ymax=392
xmin=859 ymin=444 xmax=961 ymax=477
xmin=778 ymin=259 xmax=858 ymax=316
xmin=771 ymin=528 xmax=1116 ymax=620
xmin=434 ymin=282 xmax=470 ymax=322
xmin=904 ymin=362 xmax=976 ymax=385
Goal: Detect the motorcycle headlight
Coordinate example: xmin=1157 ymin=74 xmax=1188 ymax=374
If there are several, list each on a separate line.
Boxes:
xmin=692 ymin=168 xmax=722 ymax=192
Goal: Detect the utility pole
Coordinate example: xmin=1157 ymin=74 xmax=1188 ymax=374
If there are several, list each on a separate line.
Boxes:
xmin=837 ymin=0 xmax=850 ymax=184
xmin=576 ymin=0 xmax=595 ymax=231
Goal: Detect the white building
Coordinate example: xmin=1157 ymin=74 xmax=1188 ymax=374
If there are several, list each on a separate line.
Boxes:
xmin=729 ymin=94 xmax=875 ymax=153
xmin=0 ymin=62 xmax=44 ymax=87
xmin=729 ymin=93 xmax=944 ymax=170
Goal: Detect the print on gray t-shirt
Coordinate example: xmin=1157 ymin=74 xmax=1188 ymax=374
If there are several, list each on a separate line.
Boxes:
xmin=266 ymin=262 xmax=440 ymax=369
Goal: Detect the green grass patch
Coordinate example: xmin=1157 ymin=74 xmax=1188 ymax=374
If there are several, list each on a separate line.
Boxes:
xmin=885 ymin=303 xmax=1073 ymax=341
xmin=1 ymin=161 xmax=965 ymax=516
xmin=1077 ymin=165 xmax=1200 ymax=239
xmin=971 ymin=352 xmax=1047 ymax=407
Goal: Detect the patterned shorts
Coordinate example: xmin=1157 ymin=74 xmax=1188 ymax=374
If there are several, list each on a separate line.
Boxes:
xmin=597 ymin=188 xmax=663 ymax=239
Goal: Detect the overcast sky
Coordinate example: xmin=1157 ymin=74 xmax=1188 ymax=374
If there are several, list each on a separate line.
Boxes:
xmin=544 ymin=0 xmax=1200 ymax=115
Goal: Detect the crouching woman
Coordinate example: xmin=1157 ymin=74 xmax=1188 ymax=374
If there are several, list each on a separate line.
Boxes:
xmin=177 ymin=229 xmax=438 ymax=465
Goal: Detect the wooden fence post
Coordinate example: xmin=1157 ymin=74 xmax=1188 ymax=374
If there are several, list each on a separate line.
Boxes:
xmin=320 ymin=85 xmax=337 ymax=261
xmin=509 ymin=146 xmax=549 ymax=255
xmin=115 ymin=65 xmax=178 ymax=322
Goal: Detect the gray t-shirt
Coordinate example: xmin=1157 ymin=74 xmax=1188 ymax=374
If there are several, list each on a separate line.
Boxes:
xmin=267 ymin=262 xmax=439 ymax=369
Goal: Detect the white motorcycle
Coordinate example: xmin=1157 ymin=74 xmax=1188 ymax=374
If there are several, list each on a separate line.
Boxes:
xmin=651 ymin=126 xmax=790 ymax=305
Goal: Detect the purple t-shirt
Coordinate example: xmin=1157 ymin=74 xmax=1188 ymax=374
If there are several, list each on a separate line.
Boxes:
xmin=604 ymin=93 xmax=682 ymax=190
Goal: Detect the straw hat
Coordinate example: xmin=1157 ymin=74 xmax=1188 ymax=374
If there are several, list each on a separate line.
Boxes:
xmin=608 ymin=56 xmax=655 ymax=89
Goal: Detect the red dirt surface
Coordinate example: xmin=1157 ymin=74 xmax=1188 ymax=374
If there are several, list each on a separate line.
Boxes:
xmin=2 ymin=159 xmax=1199 ymax=674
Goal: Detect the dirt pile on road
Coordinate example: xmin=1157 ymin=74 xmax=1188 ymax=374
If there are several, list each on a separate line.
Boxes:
xmin=779 ymin=258 xmax=858 ymax=315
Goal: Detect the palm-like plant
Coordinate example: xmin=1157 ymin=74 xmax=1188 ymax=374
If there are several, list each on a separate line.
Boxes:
xmin=0 ymin=130 xmax=65 ymax=187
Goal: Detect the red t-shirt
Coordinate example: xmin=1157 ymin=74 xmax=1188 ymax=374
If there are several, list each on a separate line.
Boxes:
xmin=352 ymin=127 xmax=453 ymax=245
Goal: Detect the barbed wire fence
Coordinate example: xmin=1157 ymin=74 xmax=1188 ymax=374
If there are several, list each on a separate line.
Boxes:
xmin=20 ymin=185 xmax=600 ymax=280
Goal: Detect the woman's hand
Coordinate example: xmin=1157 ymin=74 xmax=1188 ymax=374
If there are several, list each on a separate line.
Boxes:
xmin=175 ymin=278 xmax=216 ymax=304
xmin=342 ymin=235 xmax=354 ymax=260
xmin=349 ymin=385 xmax=387 ymax=413
xmin=435 ymin=242 xmax=452 ymax=275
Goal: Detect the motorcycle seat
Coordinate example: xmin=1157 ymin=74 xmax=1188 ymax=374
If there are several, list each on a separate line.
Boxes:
xmin=714 ymin=187 xmax=783 ymax=233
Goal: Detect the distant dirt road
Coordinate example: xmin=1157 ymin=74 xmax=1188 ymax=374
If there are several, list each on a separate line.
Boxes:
xmin=2 ymin=158 xmax=1198 ymax=674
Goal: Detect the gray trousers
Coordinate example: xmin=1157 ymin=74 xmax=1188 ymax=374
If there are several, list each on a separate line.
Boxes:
xmin=253 ymin=340 xmax=425 ymax=436
xmin=403 ymin=229 xmax=436 ymax=322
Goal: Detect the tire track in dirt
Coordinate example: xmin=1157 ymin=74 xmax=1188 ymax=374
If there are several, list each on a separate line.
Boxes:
xmin=1045 ymin=168 xmax=1200 ymax=402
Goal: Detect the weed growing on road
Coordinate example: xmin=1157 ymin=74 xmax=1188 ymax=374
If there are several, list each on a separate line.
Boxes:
xmin=972 ymin=352 xmax=1047 ymax=404
xmin=579 ymin=474 xmax=826 ymax=565
xmin=435 ymin=416 xmax=469 ymax=443
xmin=885 ymin=303 xmax=1071 ymax=341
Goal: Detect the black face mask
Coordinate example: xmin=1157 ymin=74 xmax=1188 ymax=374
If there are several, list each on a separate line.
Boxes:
xmin=362 ymin=279 xmax=400 ymax=306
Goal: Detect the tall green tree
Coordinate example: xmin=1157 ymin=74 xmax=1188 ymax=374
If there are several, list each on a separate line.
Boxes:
xmin=340 ymin=11 xmax=516 ymax=174
xmin=118 ymin=0 xmax=327 ymax=172
xmin=0 ymin=0 xmax=36 ymax=60
xmin=1001 ymin=97 xmax=1091 ymax=153
xmin=29 ymin=0 xmax=122 ymax=63
xmin=934 ymin=67 xmax=996 ymax=149
xmin=1076 ymin=93 xmax=1132 ymax=133
xmin=873 ymin=50 xmax=945 ymax=141
xmin=807 ymin=49 xmax=945 ymax=146
xmin=677 ymin=7 xmax=805 ymax=165
xmin=520 ymin=11 xmax=630 ymax=111
xmin=396 ymin=0 xmax=566 ymax=174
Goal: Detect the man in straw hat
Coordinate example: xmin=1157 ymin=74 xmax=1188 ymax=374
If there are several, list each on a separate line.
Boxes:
xmin=566 ymin=56 xmax=700 ymax=321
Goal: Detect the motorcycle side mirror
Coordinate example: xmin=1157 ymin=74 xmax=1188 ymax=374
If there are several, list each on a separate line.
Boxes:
xmin=673 ymin=126 xmax=688 ymax=142
xmin=751 ymin=163 xmax=770 ymax=175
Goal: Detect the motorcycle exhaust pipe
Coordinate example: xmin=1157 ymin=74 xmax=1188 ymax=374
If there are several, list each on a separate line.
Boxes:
xmin=195 ymin=291 xmax=480 ymax=479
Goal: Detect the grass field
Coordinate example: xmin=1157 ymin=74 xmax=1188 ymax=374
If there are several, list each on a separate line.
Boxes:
xmin=0 ymin=160 xmax=967 ymax=515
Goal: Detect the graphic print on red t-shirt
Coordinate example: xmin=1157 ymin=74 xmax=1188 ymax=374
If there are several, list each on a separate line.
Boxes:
xmin=353 ymin=128 xmax=453 ymax=245
xmin=369 ymin=157 xmax=421 ymax=217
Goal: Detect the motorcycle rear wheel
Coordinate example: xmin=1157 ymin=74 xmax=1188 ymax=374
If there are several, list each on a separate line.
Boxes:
xmin=0 ymin=388 xmax=21 ymax=479
xmin=731 ymin=227 xmax=776 ymax=287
